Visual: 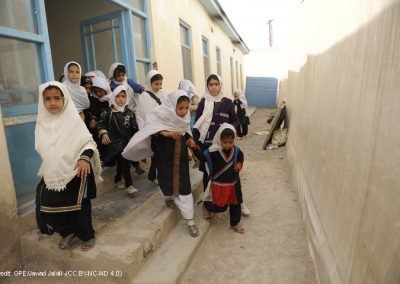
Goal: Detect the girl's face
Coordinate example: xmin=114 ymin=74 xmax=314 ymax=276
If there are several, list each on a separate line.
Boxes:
xmin=220 ymin=137 xmax=234 ymax=151
xmin=176 ymin=100 xmax=189 ymax=118
xmin=207 ymin=79 xmax=220 ymax=96
xmin=84 ymin=84 xmax=92 ymax=94
xmin=234 ymin=92 xmax=239 ymax=99
xmin=115 ymin=91 xmax=127 ymax=107
xmin=114 ymin=71 xmax=125 ymax=83
xmin=43 ymin=88 xmax=64 ymax=114
xmin=151 ymin=79 xmax=163 ymax=93
xmin=93 ymin=87 xmax=106 ymax=98
xmin=68 ymin=64 xmax=80 ymax=83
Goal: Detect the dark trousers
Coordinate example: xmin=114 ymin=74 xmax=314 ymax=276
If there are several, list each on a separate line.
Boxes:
xmin=148 ymin=156 xmax=157 ymax=181
xmin=237 ymin=122 xmax=248 ymax=137
xmin=204 ymin=201 xmax=241 ymax=227
xmin=115 ymin=153 xmax=132 ymax=187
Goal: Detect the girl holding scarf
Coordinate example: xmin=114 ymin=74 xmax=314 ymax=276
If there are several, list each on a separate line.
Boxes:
xmin=123 ymin=90 xmax=199 ymax=237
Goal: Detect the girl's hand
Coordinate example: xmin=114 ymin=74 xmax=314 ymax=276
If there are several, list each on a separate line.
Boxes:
xmin=102 ymin=133 xmax=111 ymax=145
xmin=89 ymin=119 xmax=97 ymax=129
xmin=186 ymin=138 xmax=197 ymax=149
xmin=234 ymin=163 xmax=243 ymax=173
xmin=74 ymin=159 xmax=91 ymax=179
xmin=160 ymin=131 xmax=181 ymax=140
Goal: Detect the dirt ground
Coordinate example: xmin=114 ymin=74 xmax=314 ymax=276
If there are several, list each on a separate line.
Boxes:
xmin=181 ymin=108 xmax=317 ymax=284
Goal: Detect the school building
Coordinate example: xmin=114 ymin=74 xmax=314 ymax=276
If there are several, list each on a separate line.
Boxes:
xmin=0 ymin=0 xmax=249 ymax=271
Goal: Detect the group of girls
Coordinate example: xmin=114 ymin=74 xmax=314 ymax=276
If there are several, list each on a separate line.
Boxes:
xmin=35 ymin=60 xmax=250 ymax=252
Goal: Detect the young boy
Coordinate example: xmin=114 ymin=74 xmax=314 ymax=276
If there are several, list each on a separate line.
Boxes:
xmin=201 ymin=123 xmax=245 ymax=234
xmin=97 ymin=85 xmax=139 ymax=195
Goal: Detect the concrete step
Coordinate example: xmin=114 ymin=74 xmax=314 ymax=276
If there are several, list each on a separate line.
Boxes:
xmin=17 ymin=167 xmax=203 ymax=284
xmin=132 ymin=205 xmax=210 ymax=284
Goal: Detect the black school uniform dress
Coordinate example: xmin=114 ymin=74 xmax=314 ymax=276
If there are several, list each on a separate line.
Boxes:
xmin=151 ymin=133 xmax=192 ymax=197
xmin=233 ymin=98 xmax=249 ymax=137
xmin=203 ymin=146 xmax=244 ymax=226
xmin=98 ymin=106 xmax=138 ymax=186
xmin=35 ymin=149 xmax=96 ymax=241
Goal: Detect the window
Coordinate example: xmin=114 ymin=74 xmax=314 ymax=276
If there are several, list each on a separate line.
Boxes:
xmin=132 ymin=9 xmax=151 ymax=83
xmin=180 ymin=21 xmax=193 ymax=81
xmin=230 ymin=57 xmax=234 ymax=92
xmin=216 ymin=47 xmax=221 ymax=76
xmin=202 ymin=37 xmax=210 ymax=78
xmin=0 ymin=0 xmax=53 ymax=213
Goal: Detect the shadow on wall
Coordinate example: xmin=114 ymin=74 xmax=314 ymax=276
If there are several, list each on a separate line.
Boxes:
xmin=280 ymin=2 xmax=400 ymax=284
xmin=245 ymin=76 xmax=278 ymax=108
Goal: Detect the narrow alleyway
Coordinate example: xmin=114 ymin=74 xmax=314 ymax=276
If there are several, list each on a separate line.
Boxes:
xmin=182 ymin=108 xmax=317 ymax=284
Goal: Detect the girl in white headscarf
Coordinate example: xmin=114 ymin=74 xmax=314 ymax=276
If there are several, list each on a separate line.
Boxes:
xmin=35 ymin=81 xmax=102 ymax=251
xmin=97 ymin=85 xmax=139 ymax=195
xmin=63 ymin=61 xmax=90 ymax=120
xmin=123 ymin=90 xmax=200 ymax=237
xmin=136 ymin=70 xmax=166 ymax=182
xmin=233 ymin=88 xmax=250 ymax=138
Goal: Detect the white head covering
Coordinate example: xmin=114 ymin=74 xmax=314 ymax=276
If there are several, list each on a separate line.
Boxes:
xmin=234 ymin=88 xmax=249 ymax=115
xmin=145 ymin=70 xmax=164 ymax=96
xmin=85 ymin=71 xmax=96 ymax=78
xmin=91 ymin=76 xmax=111 ymax=102
xmin=35 ymin=81 xmax=102 ymax=191
xmin=62 ymin=61 xmax=90 ymax=112
xmin=122 ymin=90 xmax=191 ymax=161
xmin=193 ymin=74 xmax=224 ymax=143
xmin=108 ymin=62 xmax=135 ymax=100
xmin=93 ymin=70 xmax=107 ymax=79
xmin=208 ymin=123 xmax=236 ymax=152
xmin=110 ymin=85 xmax=129 ymax=112
xmin=178 ymin=79 xmax=197 ymax=99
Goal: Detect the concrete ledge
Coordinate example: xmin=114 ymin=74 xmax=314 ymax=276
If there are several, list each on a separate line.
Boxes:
xmin=17 ymin=168 xmax=203 ymax=284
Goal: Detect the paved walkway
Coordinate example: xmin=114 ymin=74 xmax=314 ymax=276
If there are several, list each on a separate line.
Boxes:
xmin=182 ymin=108 xmax=317 ymax=284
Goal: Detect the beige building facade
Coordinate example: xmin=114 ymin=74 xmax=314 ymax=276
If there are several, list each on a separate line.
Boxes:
xmin=0 ymin=0 xmax=248 ymax=271
xmin=280 ymin=0 xmax=400 ymax=283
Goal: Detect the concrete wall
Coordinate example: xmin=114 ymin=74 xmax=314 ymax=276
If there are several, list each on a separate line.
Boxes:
xmin=148 ymin=0 xmax=244 ymax=97
xmin=281 ymin=0 xmax=400 ymax=283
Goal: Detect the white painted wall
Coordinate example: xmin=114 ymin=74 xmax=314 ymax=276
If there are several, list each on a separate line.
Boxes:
xmin=282 ymin=0 xmax=400 ymax=283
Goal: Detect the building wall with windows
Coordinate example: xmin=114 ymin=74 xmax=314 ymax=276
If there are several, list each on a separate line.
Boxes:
xmin=0 ymin=0 xmax=248 ymax=271
xmin=148 ymin=0 xmax=248 ymax=96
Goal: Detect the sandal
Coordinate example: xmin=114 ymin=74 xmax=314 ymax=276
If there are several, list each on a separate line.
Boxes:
xmin=202 ymin=205 xmax=211 ymax=221
xmin=59 ymin=234 xmax=75 ymax=250
xmin=188 ymin=224 xmax=199 ymax=237
xmin=231 ymin=225 xmax=245 ymax=234
xmin=81 ymin=238 xmax=95 ymax=251
xmin=165 ymin=199 xmax=176 ymax=208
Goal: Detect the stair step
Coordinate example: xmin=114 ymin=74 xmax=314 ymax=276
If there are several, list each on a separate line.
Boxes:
xmin=18 ymin=168 xmax=203 ymax=284
xmin=132 ymin=206 xmax=210 ymax=284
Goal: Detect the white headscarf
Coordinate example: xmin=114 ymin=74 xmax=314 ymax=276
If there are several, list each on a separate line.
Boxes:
xmin=208 ymin=123 xmax=237 ymax=152
xmin=93 ymin=70 xmax=107 ymax=79
xmin=178 ymin=79 xmax=197 ymax=99
xmin=122 ymin=90 xmax=191 ymax=161
xmin=35 ymin=81 xmax=102 ymax=191
xmin=234 ymin=88 xmax=249 ymax=115
xmin=193 ymin=74 xmax=224 ymax=143
xmin=145 ymin=69 xmax=164 ymax=97
xmin=110 ymin=85 xmax=129 ymax=112
xmin=62 ymin=61 xmax=90 ymax=112
xmin=85 ymin=71 xmax=96 ymax=78
xmin=91 ymin=76 xmax=111 ymax=102
xmin=108 ymin=62 xmax=135 ymax=100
